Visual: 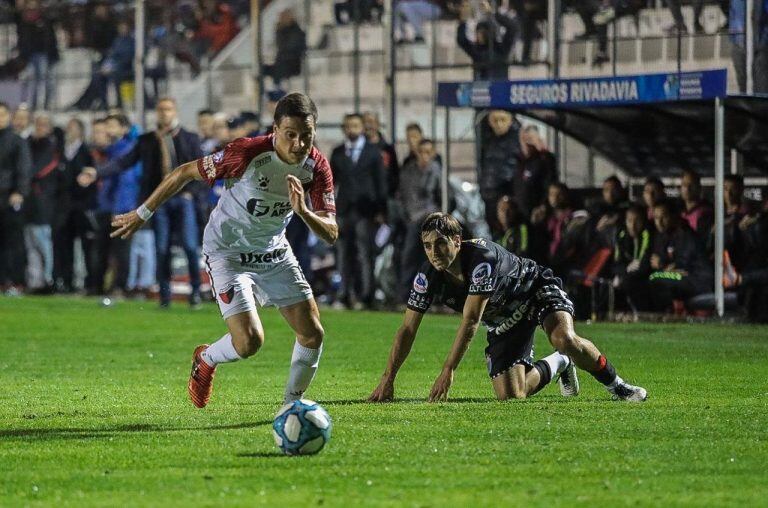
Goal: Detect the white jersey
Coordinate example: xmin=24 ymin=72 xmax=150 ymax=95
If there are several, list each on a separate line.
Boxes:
xmin=196 ymin=135 xmax=335 ymax=259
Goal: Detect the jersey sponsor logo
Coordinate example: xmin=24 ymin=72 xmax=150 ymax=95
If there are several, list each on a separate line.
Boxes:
xmin=246 ymin=198 xmax=293 ymax=217
xmin=471 ymin=262 xmax=492 ymax=284
xmin=202 ymin=154 xmax=217 ymax=179
xmin=413 ymin=272 xmax=428 ymax=293
xmin=407 ymin=293 xmax=429 ymax=310
xmin=302 ymin=158 xmax=317 ymax=171
xmin=239 ymin=248 xmax=288 ymax=265
xmin=218 ymin=286 xmax=236 ymax=304
xmin=252 ymin=154 xmax=271 ymax=169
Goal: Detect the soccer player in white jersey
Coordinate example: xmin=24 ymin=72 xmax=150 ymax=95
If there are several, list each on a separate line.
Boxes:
xmin=110 ymin=93 xmax=338 ymax=408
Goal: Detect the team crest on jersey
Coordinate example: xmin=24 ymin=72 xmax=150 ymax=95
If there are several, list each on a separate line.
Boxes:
xmin=413 ymin=272 xmax=429 ymax=293
xmin=257 ymin=174 xmax=269 ymax=189
xmin=471 ymin=262 xmax=492 ymax=284
xmin=218 ymin=286 xmax=236 ymax=304
xmin=212 ymin=151 xmax=224 ymax=164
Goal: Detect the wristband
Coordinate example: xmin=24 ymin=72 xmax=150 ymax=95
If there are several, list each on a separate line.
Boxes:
xmin=136 ymin=204 xmax=154 ymax=221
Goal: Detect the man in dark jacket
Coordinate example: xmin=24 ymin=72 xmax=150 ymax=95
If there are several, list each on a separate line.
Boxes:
xmin=263 ymin=9 xmax=306 ymax=89
xmin=515 ymin=124 xmax=557 ymax=216
xmin=82 ymin=98 xmax=204 ymax=308
xmin=477 ymin=109 xmax=521 ymax=233
xmin=25 ymin=113 xmax=63 ymax=291
xmin=16 ymin=0 xmax=59 ymax=110
xmin=612 ymin=204 xmax=653 ymax=312
xmin=330 ymin=113 xmax=387 ymax=308
xmin=0 ymin=102 xmax=32 ymax=292
xmin=648 ymin=200 xmax=713 ymax=312
xmin=457 ymin=1 xmax=516 ymax=80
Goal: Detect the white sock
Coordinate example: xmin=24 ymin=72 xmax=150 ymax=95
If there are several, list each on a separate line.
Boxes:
xmin=608 ymin=375 xmax=625 ymax=389
xmin=201 ymin=333 xmax=242 ymax=366
xmin=283 ymin=340 xmax=322 ymax=403
xmin=542 ymin=352 xmax=569 ymax=380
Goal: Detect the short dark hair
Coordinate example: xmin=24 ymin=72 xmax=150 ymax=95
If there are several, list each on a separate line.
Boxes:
xmin=682 ymin=168 xmax=701 ymax=183
xmin=653 ymin=199 xmax=677 ymax=216
xmin=644 ymin=176 xmax=664 ymax=190
xmin=198 ymin=109 xmax=214 ymax=116
xmin=406 ymin=122 xmax=422 ymax=134
xmin=421 ymin=212 xmax=462 ymax=238
xmin=724 ymin=174 xmax=744 ymax=189
xmin=274 ymin=92 xmax=318 ymax=126
xmin=106 ymin=113 xmax=131 ymax=128
xmin=604 ymin=175 xmax=623 ymax=189
xmin=343 ymin=113 xmax=363 ymax=123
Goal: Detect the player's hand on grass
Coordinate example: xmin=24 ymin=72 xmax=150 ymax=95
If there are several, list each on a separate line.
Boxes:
xmin=428 ymin=369 xmax=453 ymax=402
xmin=286 ymin=175 xmax=307 ymax=216
xmin=368 ymin=378 xmax=395 ymax=402
xmin=111 ymin=210 xmax=145 ymax=239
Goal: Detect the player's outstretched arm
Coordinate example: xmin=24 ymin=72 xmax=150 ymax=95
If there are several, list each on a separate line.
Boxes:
xmin=286 ymin=175 xmax=338 ymax=244
xmin=368 ymin=309 xmax=424 ymax=403
xmin=428 ymin=294 xmax=489 ymax=402
xmin=111 ymin=161 xmax=202 ymax=239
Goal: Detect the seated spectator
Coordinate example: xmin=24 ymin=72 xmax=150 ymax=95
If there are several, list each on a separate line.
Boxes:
xmin=642 ymin=176 xmax=666 ymax=225
xmin=394 ymin=0 xmax=442 ymax=44
xmin=495 ymin=195 xmax=531 ymax=258
xmin=612 ymin=203 xmax=652 ymax=312
xmin=531 ymin=182 xmax=578 ymax=275
xmin=477 ymin=109 xmax=521 ymax=234
xmin=723 ymin=210 xmax=768 ymax=322
xmin=648 ymin=200 xmax=713 ymax=312
xmin=457 ymin=0 xmax=516 ymax=79
xmin=680 ymin=168 xmax=714 ymax=246
xmin=590 ymin=175 xmax=628 ymax=247
xmin=335 ymin=0 xmax=384 ymax=24
xmin=515 ymin=124 xmax=557 ymax=217
xmin=263 ymin=9 xmax=306 ymax=89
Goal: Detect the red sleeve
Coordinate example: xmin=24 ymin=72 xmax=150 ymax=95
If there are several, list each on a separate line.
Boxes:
xmin=197 ymin=136 xmax=271 ymax=186
xmin=308 ymin=152 xmax=336 ymax=214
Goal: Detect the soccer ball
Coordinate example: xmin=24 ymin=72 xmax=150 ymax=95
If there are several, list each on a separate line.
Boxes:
xmin=272 ymin=399 xmax=332 ymax=456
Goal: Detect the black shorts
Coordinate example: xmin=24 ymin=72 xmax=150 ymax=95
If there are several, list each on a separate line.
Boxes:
xmin=483 ymin=268 xmax=575 ymax=378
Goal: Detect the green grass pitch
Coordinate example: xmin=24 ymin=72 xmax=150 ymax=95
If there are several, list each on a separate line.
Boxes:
xmin=1 ymin=297 xmax=767 ymax=507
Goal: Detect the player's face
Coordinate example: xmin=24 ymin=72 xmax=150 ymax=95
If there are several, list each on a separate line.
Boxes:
xmin=422 ymin=231 xmax=461 ymax=271
xmin=274 ymin=115 xmax=315 ymax=164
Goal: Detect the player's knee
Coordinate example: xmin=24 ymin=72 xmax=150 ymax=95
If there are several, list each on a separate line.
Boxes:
xmin=299 ymin=323 xmax=324 ymax=350
xmin=497 ymin=389 xmax=527 ymax=401
xmin=232 ymin=327 xmax=264 ymax=358
xmin=551 ymin=329 xmax=580 ymax=354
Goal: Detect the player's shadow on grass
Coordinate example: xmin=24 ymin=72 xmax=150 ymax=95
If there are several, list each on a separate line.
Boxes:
xmin=0 ymin=420 xmax=272 ymax=441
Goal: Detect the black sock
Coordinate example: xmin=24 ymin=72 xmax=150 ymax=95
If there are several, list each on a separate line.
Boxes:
xmin=590 ymin=355 xmax=618 ymax=386
xmin=530 ymin=360 xmax=553 ymax=395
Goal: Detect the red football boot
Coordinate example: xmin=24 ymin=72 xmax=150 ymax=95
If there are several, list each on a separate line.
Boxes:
xmin=188 ymin=344 xmax=216 ymax=408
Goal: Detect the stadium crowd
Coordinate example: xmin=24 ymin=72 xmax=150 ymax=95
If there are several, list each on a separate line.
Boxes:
xmin=1 ymin=98 xmax=767 ymax=321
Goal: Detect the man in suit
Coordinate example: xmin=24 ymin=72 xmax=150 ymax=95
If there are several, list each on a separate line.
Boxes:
xmin=80 ymin=98 xmax=204 ymax=308
xmin=330 ymin=113 xmax=387 ymax=309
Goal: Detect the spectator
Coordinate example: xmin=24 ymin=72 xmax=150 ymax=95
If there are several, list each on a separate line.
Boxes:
xmin=330 ymin=113 xmax=387 ymax=309
xmin=87 ymin=2 xmax=117 ymax=59
xmin=642 ymin=176 xmax=666 ymax=224
xmin=0 ymin=102 xmax=32 ymax=294
xmin=515 ymin=124 xmax=557 ymax=216
xmin=612 ymin=203 xmax=652 ymax=312
xmin=680 ymin=169 xmax=714 ymax=246
xmin=335 ymin=0 xmax=384 ymax=24
xmin=402 ymin=122 xmax=423 ymax=167
xmin=477 ymin=109 xmax=521 ymax=233
xmin=263 ymin=9 xmax=306 ymax=89
xmin=394 ymin=0 xmax=442 ymax=44
xmin=665 ymin=0 xmax=705 ymax=35
xmin=396 ymin=138 xmax=441 ymax=302
xmin=495 ymin=195 xmax=531 ymax=258
xmin=531 ymin=182 xmax=577 ymax=275
xmin=195 ymin=0 xmax=239 ymax=56
xmin=239 ymin=111 xmax=261 ymax=137
xmin=723 ymin=174 xmax=754 ymax=272
xmin=730 ymin=0 xmax=768 ymax=93
xmin=16 ymin=0 xmax=59 ymax=110
xmin=509 ymin=0 xmax=546 ymax=64
xmin=648 ymin=200 xmax=713 ymax=312
xmin=363 ymin=111 xmax=399 ymax=198
xmin=55 ymin=117 xmax=96 ymax=293
xmin=25 ymin=113 xmax=63 ymax=292
xmin=723 ymin=209 xmax=768 ymax=322
xmin=197 ymin=109 xmax=218 ymax=155
xmin=457 ymin=0 xmax=516 ymax=79
xmin=82 ymin=98 xmax=204 ymax=308
xmin=12 ymin=106 xmax=32 ymax=139
xmin=591 ymin=175 xmax=628 ymax=247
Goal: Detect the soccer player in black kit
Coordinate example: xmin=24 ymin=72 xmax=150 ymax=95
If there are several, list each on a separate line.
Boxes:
xmin=369 ymin=212 xmax=647 ymax=403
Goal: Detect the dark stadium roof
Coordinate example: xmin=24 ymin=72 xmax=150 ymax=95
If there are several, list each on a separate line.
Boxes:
xmin=519 ymin=95 xmax=768 ymax=177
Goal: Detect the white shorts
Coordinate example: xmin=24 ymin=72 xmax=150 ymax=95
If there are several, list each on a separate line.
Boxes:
xmin=204 ymin=246 xmax=313 ymax=320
